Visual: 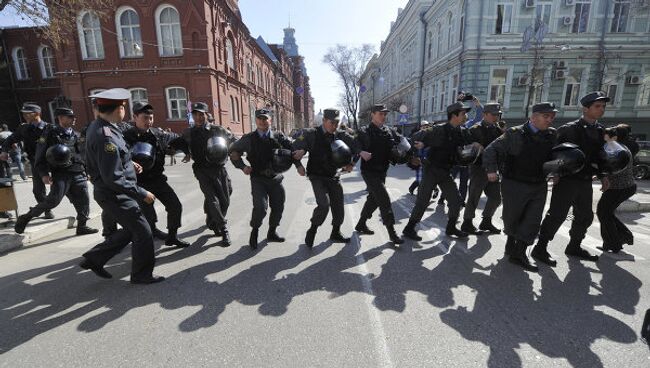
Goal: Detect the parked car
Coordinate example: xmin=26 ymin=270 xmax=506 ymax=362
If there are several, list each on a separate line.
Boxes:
xmin=633 ymin=141 xmax=650 ymax=180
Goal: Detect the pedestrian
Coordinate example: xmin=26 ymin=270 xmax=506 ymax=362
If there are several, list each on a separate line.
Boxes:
xmin=596 ymin=124 xmax=638 ymax=253
xmin=9 ymin=143 xmax=27 ymax=181
xmin=182 ymin=102 xmax=235 ymax=246
xmin=532 ymin=92 xmax=611 ymax=266
xmin=80 ymin=88 xmax=164 ymax=284
xmin=13 ymin=108 xmax=99 ymax=236
xmin=123 ymin=102 xmax=190 ymax=248
xmin=402 ymin=102 xmax=482 ymax=241
xmin=0 ymin=103 xmax=52 ymax=218
xmin=0 ymin=124 xmax=11 ymax=179
xmin=292 ymin=108 xmax=359 ymax=247
xmin=482 ymin=102 xmax=559 ymax=272
xmin=229 ymin=108 xmax=301 ymax=250
xmin=461 ymin=103 xmax=504 ymax=235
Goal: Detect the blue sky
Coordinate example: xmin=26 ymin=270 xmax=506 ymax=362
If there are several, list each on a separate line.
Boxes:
xmin=0 ymin=0 xmax=408 ymax=116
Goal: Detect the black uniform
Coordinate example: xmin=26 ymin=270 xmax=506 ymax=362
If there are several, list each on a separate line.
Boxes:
xmin=183 ymin=124 xmax=234 ymax=235
xmin=81 ymin=117 xmax=156 ymax=280
xmin=292 ymin=126 xmax=359 ymax=244
xmin=123 ymin=126 xmax=189 ymax=242
xmin=462 ymin=121 xmax=503 ymax=231
xmin=1 ymin=121 xmax=50 ymax=207
xmin=534 ymin=118 xmax=604 ymax=260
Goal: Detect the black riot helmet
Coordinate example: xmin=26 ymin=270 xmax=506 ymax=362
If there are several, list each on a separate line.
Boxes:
xmin=46 ymin=144 xmax=72 ymax=168
xmin=330 ymin=139 xmax=352 ymax=168
xmin=457 ymin=144 xmax=480 ymax=166
xmin=271 ymin=148 xmax=293 ymax=173
xmin=389 ymin=136 xmax=411 ymax=164
xmin=543 ymin=143 xmax=586 ymax=177
xmin=131 ymin=142 xmax=156 ymax=171
xmin=599 ymin=141 xmax=632 ymax=175
xmin=205 ymin=136 xmax=229 ymax=164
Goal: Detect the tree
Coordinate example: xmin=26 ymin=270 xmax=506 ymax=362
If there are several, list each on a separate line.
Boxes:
xmin=323 ymin=44 xmax=375 ymax=130
xmin=0 ymin=0 xmax=113 ymax=47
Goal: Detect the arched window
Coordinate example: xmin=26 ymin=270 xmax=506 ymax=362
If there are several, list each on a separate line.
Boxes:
xmin=116 ymin=7 xmax=143 ymax=57
xmin=225 ymin=37 xmax=235 ymax=70
xmin=38 ymin=45 xmax=56 ymax=79
xmin=156 ymin=5 xmax=183 ymax=56
xmin=77 ymin=11 xmax=104 ymax=59
xmin=12 ymin=47 xmax=29 ymax=80
xmin=447 ymin=12 xmax=454 ymax=50
xmin=436 ymin=23 xmax=443 ymax=58
xmin=165 ymin=86 xmax=187 ymax=120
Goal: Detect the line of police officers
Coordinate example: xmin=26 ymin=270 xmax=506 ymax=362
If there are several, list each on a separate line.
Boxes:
xmin=0 ymin=88 xmax=631 ymax=283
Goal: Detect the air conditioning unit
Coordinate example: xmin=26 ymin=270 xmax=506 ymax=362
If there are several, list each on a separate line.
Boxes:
xmin=627 ymin=75 xmax=642 ymax=85
xmin=518 ymin=75 xmax=530 ymax=86
xmin=555 ymin=60 xmax=567 ymax=69
xmin=525 ymin=0 xmax=535 ymax=8
xmin=554 ymin=70 xmax=567 ymax=80
xmin=565 ymin=0 xmax=575 ymax=6
xmin=562 ymin=16 xmax=573 ymax=26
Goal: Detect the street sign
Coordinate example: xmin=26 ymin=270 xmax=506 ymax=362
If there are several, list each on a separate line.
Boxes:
xmin=398 ymin=113 xmax=409 ymax=125
xmin=399 ymin=104 xmax=408 ymax=113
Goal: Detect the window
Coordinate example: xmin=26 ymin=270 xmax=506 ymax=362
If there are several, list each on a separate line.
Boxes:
xmin=489 ymin=68 xmax=508 ymax=105
xmin=78 ymin=11 xmax=104 ymax=59
xmin=572 ymin=1 xmax=591 ymax=33
xmin=637 ymin=71 xmax=650 ymax=106
xmin=130 ymin=88 xmax=148 ymax=105
xmin=602 ymin=69 xmax=621 ymax=106
xmin=422 ymin=86 xmax=429 ymax=114
xmin=563 ymin=68 xmax=585 ymax=106
xmin=529 ymin=68 xmax=547 ymax=105
xmin=37 ymin=45 xmax=56 ymax=79
xmin=451 ymin=74 xmax=459 ymax=104
xmin=436 ymin=23 xmax=443 ymax=58
xmin=447 ymin=13 xmax=454 ymax=50
xmin=225 ymin=38 xmax=234 ymax=70
xmin=535 ymin=3 xmax=552 ymax=32
xmin=611 ymin=0 xmax=631 ymax=33
xmin=165 ymin=87 xmax=187 ymax=120
xmin=156 ymin=5 xmax=183 ymax=56
xmin=246 ymin=60 xmax=253 ymax=81
xmin=439 ymin=80 xmax=447 ymax=112
xmin=116 ymin=7 xmax=143 ymax=57
xmin=496 ymin=4 xmax=513 ymax=34
xmin=12 ymin=47 xmax=29 ymax=80
xmin=427 ymin=32 xmax=432 ymax=61
xmin=459 ymin=13 xmax=465 ymax=42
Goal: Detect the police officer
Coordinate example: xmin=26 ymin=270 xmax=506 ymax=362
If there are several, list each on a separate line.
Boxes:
xmin=79 ymin=88 xmax=163 ymax=284
xmin=355 ymin=104 xmax=413 ymax=245
xmin=483 ymin=102 xmax=559 ymax=272
xmin=229 ymin=108 xmax=300 ymax=250
xmin=182 ymin=102 xmax=235 ymax=246
xmin=292 ymin=108 xmax=359 ymax=247
xmin=0 ymin=103 xmax=52 ymax=218
xmin=402 ymin=102 xmax=481 ymax=241
xmin=123 ymin=102 xmax=190 ymax=248
xmin=531 ymin=92 xmax=610 ymax=266
xmin=13 ymin=108 xmax=98 ymax=235
xmin=460 ymin=103 xmax=504 ymax=235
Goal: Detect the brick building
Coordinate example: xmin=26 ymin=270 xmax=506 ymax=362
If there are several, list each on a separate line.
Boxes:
xmin=0 ymin=0 xmax=314 ymax=135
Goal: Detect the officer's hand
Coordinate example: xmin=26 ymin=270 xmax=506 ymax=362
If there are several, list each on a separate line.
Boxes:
xmin=549 ymin=176 xmax=559 ymax=185
xmin=297 ymin=166 xmax=306 ymax=176
xmin=132 ymin=161 xmax=143 ymax=174
xmin=409 ymin=157 xmax=421 ymax=167
xmin=343 ymin=164 xmax=354 ymax=173
xmin=143 ymin=191 xmax=156 ymax=204
xmin=42 ymin=175 xmax=52 ymax=185
xmin=487 ymin=173 xmax=498 ymax=182
xmin=292 ymin=150 xmax=306 ymax=160
xmin=472 ymin=142 xmax=484 ymax=152
xmin=243 ymin=166 xmax=253 ymax=175
xmin=11 ymin=143 xmax=17 ymax=150
xmin=360 ymin=151 xmax=372 ymax=161
xmin=601 ymin=177 xmax=610 ymax=192
xmin=182 ymin=154 xmax=191 ymax=163
xmin=0 ymin=152 xmax=8 ymax=161
xmin=414 ymin=141 xmax=425 ymax=150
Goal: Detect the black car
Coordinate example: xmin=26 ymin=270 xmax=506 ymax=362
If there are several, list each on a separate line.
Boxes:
xmin=633 ymin=141 xmax=650 ymax=180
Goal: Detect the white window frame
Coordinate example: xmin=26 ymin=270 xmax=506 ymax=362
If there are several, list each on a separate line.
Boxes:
xmin=611 ymin=0 xmax=631 ymax=33
xmin=436 ymin=23 xmax=443 ymax=58
xmin=37 ymin=45 xmax=55 ymax=79
xmin=12 ymin=47 xmax=29 ymax=80
xmin=495 ymin=3 xmax=513 ymax=34
xmin=447 ymin=12 xmax=454 ymax=50
xmin=562 ymin=66 xmax=588 ymax=107
xmin=155 ymin=4 xmax=183 ymax=57
xmin=225 ymin=38 xmax=235 ymax=70
xmin=128 ymin=87 xmax=148 ymax=119
xmin=439 ymin=79 xmax=447 ymax=112
xmin=115 ymin=6 xmax=143 ymax=58
xmin=572 ymin=0 xmax=592 ymax=34
xmin=534 ymin=2 xmax=552 ymax=32
xmin=77 ymin=11 xmax=104 ymax=60
xmin=165 ymin=86 xmax=188 ymax=120
xmin=487 ymin=66 xmax=512 ymax=108
xmin=451 ymin=74 xmax=459 ymax=105
xmin=637 ymin=66 xmax=650 ymax=107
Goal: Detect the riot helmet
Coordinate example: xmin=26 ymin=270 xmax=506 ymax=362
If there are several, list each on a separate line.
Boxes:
xmin=599 ymin=141 xmax=632 ymax=175
xmin=206 ymin=136 xmax=229 ymax=164
xmin=131 ymin=142 xmax=156 ymax=170
xmin=330 ymin=139 xmax=352 ymax=168
xmin=271 ymin=148 xmax=293 ymax=173
xmin=46 ymin=144 xmax=72 ymax=169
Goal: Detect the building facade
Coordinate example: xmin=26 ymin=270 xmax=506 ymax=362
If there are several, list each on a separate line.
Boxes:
xmin=361 ymin=0 xmax=650 ymax=138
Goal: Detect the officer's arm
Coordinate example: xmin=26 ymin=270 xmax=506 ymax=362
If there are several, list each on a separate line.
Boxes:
xmin=355 ymin=129 xmax=371 ymax=151
xmin=33 ymin=133 xmax=51 ymax=179
xmin=98 ymin=139 xmax=148 ymax=200
xmin=291 ymin=129 xmax=312 ymax=152
xmin=277 ymin=133 xmax=302 ymax=167
xmin=341 ymin=132 xmax=361 ymax=164
xmin=228 ymin=134 xmax=250 ymax=169
xmin=167 ymin=133 xmax=190 ymax=155
xmin=482 ymin=132 xmax=510 ymax=174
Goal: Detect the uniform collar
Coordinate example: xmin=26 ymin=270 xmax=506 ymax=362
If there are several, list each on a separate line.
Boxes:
xmin=526 ymin=121 xmax=540 ymax=133
xmin=257 ymin=129 xmax=271 ymax=138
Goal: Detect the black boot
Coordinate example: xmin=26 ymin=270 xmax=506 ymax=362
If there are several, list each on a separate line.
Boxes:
xmin=565 ymin=238 xmax=598 ymax=262
xmin=402 ymin=220 xmax=422 ymax=241
xmin=478 ymin=217 xmax=501 ymax=234
xmin=76 ymin=220 xmax=99 ymax=236
xmin=14 ymin=213 xmax=33 ymax=234
xmin=355 ymin=218 xmax=374 ymax=235
xmin=249 ymin=228 xmax=259 ymax=250
xmin=79 ymin=258 xmax=112 ymax=279
xmin=329 ymin=225 xmax=350 ymax=243
xmin=460 ymin=219 xmax=480 ymax=235
xmin=386 ymin=225 xmax=404 ymax=245
xmin=267 ymin=226 xmax=285 ymax=242
xmin=531 ymin=239 xmax=557 ymax=267
xmin=152 ymin=228 xmax=168 ymax=240
xmin=165 ymin=228 xmax=190 ymax=248
xmin=509 ymin=240 xmax=538 ymax=272
xmin=408 ymin=181 xmax=418 ymax=195
xmin=505 ymin=236 xmax=516 ymax=256
xmin=220 ymin=228 xmax=231 ymax=247
xmin=445 ymin=217 xmax=468 ymax=238
xmin=43 ymin=210 xmax=54 ymax=219
xmin=305 ymin=225 xmax=317 ymax=247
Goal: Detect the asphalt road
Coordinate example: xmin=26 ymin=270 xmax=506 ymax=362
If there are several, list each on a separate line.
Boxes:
xmin=1 ymin=162 xmax=650 ymax=367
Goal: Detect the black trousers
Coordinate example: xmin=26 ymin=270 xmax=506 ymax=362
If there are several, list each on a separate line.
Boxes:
xmin=501 ymin=178 xmax=548 ymax=245
xmin=360 ymin=171 xmax=395 ymax=226
xmin=410 ymin=165 xmax=462 ymax=224
xmin=27 ymin=171 xmax=90 ymax=222
xmin=193 ymin=164 xmax=232 ymax=230
xmin=463 ymin=165 xmax=501 ymax=220
xmin=250 ymin=175 xmax=285 ymax=229
xmin=309 ymin=176 xmax=344 ymax=227
xmin=450 ymin=165 xmax=469 ymax=201
xmin=82 ymin=191 xmax=155 ymax=279
xmin=597 ymin=184 xmax=636 ymax=249
xmin=538 ymin=178 xmax=593 ymax=246
xmin=29 ymin=159 xmax=47 ymax=204
xmin=139 ymin=176 xmax=182 ymax=231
